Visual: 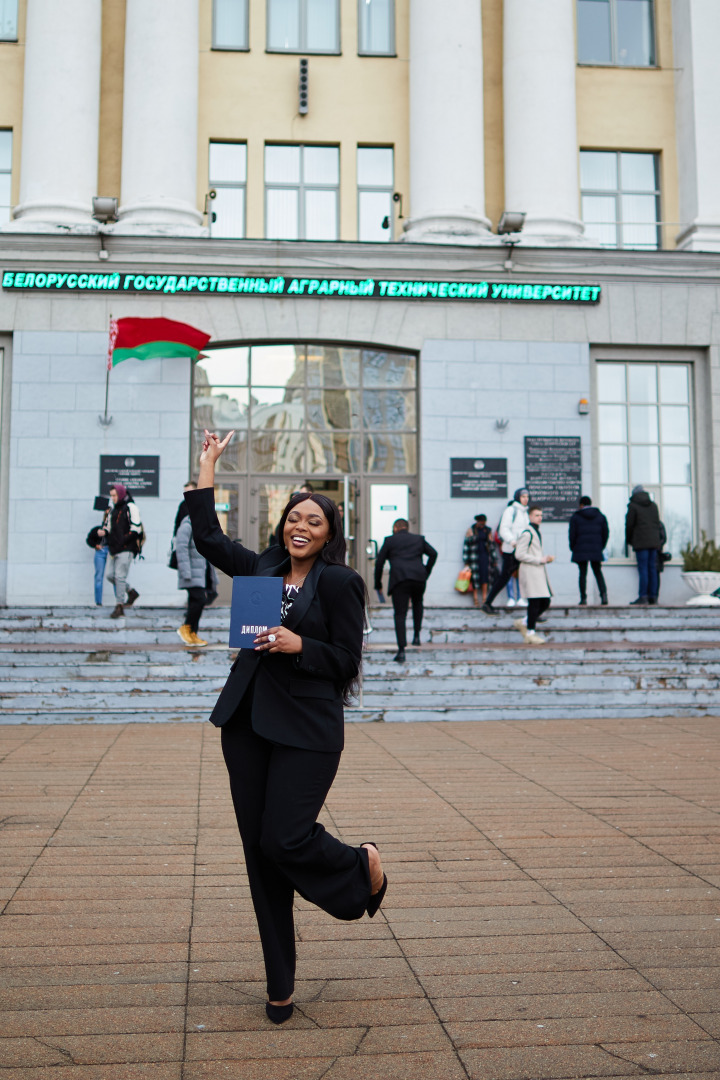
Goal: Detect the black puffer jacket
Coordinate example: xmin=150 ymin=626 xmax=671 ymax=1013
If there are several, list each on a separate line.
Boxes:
xmin=625 ymin=491 xmax=661 ymax=551
xmin=107 ymin=497 xmax=140 ymax=556
xmin=568 ymin=506 xmax=609 ymax=563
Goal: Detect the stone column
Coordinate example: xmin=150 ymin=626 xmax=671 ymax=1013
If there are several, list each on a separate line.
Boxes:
xmin=6 ymin=0 xmax=101 ymax=231
xmin=503 ymin=0 xmax=585 ymax=245
xmin=673 ymin=0 xmax=720 ymax=252
xmin=402 ymin=0 xmax=493 ymax=244
xmin=114 ymin=0 xmax=204 ymax=234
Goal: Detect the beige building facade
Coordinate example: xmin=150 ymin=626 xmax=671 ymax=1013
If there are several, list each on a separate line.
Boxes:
xmin=1 ymin=0 xmax=720 ymax=608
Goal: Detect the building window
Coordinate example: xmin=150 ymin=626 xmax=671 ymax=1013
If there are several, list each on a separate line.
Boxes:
xmin=0 ymin=131 xmax=11 ymax=225
xmin=267 ymin=0 xmax=340 ymax=53
xmin=213 ymin=0 xmax=249 ymax=49
xmin=596 ymin=361 xmax=693 ymax=559
xmin=265 ymin=145 xmax=339 ymax=240
xmin=0 ymin=0 xmax=17 ymax=41
xmin=358 ymin=0 xmax=394 ymax=55
xmin=577 ymin=0 xmax=655 ymax=66
xmin=580 ymin=150 xmax=660 ymax=249
xmin=357 ymin=147 xmax=393 ymax=242
xmin=209 ymin=142 xmax=247 ymax=238
xmin=192 ymin=343 xmax=417 ymax=485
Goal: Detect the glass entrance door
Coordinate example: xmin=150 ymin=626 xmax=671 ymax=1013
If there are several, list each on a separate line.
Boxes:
xmin=361 ymin=481 xmax=417 ymax=590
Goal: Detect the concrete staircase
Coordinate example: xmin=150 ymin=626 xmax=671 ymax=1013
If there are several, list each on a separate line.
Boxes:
xmin=1 ymin=604 xmax=718 ymax=723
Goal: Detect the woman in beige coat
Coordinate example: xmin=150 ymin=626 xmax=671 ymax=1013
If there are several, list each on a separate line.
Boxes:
xmin=514 ymin=506 xmax=554 ymax=645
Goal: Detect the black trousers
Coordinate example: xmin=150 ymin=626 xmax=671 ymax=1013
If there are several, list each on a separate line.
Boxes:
xmin=577 ymin=561 xmax=607 ymax=600
xmin=527 ymin=597 xmax=551 ymax=631
xmin=485 ymin=552 xmax=518 ymax=607
xmin=391 ymin=579 xmax=425 ymax=649
xmin=184 ymin=586 xmax=207 ymax=633
xmin=220 ymin=702 xmax=371 ymax=1001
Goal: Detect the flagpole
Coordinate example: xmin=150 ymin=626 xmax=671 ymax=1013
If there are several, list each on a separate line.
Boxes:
xmin=99 ymin=313 xmax=114 ymax=427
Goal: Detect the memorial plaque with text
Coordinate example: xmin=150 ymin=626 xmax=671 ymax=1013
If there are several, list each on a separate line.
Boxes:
xmin=451 ymin=458 xmax=508 ymax=499
xmin=100 ymin=455 xmax=160 ymax=498
xmin=524 ymin=437 xmax=581 ymax=522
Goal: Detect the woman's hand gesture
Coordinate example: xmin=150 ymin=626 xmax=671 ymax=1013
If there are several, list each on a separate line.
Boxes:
xmin=200 ymin=429 xmax=234 ymax=466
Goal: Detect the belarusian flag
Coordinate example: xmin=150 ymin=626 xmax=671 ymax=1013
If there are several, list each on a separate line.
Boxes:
xmin=107 ymin=317 xmax=211 ymax=370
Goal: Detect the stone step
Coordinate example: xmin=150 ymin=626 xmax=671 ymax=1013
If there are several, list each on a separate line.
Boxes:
xmin=2 ymin=605 xmax=719 ymax=723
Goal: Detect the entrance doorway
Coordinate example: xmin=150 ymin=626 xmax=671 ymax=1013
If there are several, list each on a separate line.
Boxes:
xmin=192 ymin=342 xmax=419 ymax=599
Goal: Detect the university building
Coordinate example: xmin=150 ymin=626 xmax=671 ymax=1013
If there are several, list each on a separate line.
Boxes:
xmin=0 ymin=0 xmax=719 ymax=606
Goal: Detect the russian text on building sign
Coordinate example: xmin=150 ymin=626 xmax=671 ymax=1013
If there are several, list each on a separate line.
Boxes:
xmin=1 ymin=271 xmax=602 ymax=303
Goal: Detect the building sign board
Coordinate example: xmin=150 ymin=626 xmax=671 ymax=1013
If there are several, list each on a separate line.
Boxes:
xmin=2 ymin=270 xmax=601 ymax=304
xmin=524 ymin=437 xmax=582 ymax=522
xmin=100 ymin=455 xmax=160 ymax=498
xmin=451 ymin=458 xmax=508 ymax=499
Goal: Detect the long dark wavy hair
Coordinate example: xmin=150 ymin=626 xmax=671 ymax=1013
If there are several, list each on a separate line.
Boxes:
xmin=275 ymin=492 xmax=367 ymax=704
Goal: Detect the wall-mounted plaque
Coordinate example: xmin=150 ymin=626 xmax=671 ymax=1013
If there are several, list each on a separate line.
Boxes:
xmin=451 ymin=458 xmax=508 ymax=499
xmin=100 ymin=455 xmax=160 ymax=498
xmin=524 ymin=437 xmax=581 ymax=522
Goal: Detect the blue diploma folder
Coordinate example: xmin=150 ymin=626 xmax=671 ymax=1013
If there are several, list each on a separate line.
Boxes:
xmin=229 ymin=576 xmax=283 ymax=649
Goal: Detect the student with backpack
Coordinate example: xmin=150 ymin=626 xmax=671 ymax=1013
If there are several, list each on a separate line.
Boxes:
xmin=481 ymin=488 xmax=530 ymax=614
xmin=101 ymin=482 xmax=143 ymax=618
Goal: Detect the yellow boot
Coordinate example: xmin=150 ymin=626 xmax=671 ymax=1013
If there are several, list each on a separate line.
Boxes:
xmin=177 ymin=624 xmax=195 ymax=645
xmin=190 ymin=631 xmax=208 ymax=647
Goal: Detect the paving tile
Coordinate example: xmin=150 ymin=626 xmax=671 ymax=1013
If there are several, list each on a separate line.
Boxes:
xmin=0 ymin=1033 xmax=183 ymax=1066
xmin=599 ymin=1040 xmax=720 ymax=1073
xmin=0 ymin=1067 xmax=181 ymax=1080
xmin=447 ymin=1013 xmax=706 ymax=1048
xmin=184 ymin=1027 xmax=365 ymax=1060
xmin=431 ymin=990 xmax=681 ymax=1023
xmin=0 ymin=1005 xmax=185 ymax=1036
xmin=321 ymin=1051 xmax=469 ymax=1079
xmin=459 ymin=1043 xmax=636 ymax=1079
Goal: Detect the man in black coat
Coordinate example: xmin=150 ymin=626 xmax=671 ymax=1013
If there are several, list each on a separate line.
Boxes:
xmin=625 ymin=485 xmax=662 ymax=605
xmin=568 ymin=496 xmax=609 ymax=605
xmin=374 ymin=519 xmax=437 ymax=662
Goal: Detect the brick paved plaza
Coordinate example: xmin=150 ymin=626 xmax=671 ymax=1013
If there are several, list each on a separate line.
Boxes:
xmin=1 ymin=717 xmax=719 ymax=1079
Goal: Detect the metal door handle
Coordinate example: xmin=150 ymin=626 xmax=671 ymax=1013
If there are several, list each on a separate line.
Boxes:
xmin=366 ymin=539 xmax=378 ymax=560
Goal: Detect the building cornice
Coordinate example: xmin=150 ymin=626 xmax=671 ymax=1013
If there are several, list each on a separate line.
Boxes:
xmin=1 ymin=234 xmax=720 ymax=286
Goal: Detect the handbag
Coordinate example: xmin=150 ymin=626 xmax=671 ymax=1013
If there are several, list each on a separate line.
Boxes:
xmin=454 ymin=566 xmax=472 ymax=593
xmin=167 ymin=538 xmax=178 ymax=570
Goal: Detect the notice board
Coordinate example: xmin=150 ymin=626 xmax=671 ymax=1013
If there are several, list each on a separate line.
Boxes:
xmin=450 ymin=458 xmax=508 ymax=499
xmin=524 ymin=437 xmax=581 ymax=522
xmin=99 ymin=455 xmax=160 ymax=498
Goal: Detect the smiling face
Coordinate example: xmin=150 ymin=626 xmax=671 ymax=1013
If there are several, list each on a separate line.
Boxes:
xmin=282 ymin=498 xmax=332 ymax=562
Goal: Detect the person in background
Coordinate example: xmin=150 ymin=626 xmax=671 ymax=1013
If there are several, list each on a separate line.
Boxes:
xmin=462 ymin=514 xmax=497 ymax=608
xmin=374 ymin=518 xmax=437 ymax=663
xmin=86 ymin=503 xmax=111 ymax=606
xmin=103 ymin=483 xmax=141 ymax=619
xmin=175 ymin=482 xmax=218 ymax=646
xmin=656 ymin=519 xmax=670 ymax=600
xmin=568 ymin=495 xmax=609 ymax=606
xmin=481 ymin=489 xmax=530 ymax=614
xmin=625 ymin=485 xmax=661 ymax=605
xmin=514 ymin=505 xmax=554 ymax=645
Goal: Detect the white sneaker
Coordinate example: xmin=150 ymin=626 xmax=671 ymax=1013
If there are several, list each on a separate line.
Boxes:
xmin=513 ymin=618 xmax=528 ymax=640
xmin=506 ymin=597 xmax=517 ymax=608
xmin=515 ymin=597 xmax=528 ymax=607
xmin=526 ymin=630 xmax=546 ymax=645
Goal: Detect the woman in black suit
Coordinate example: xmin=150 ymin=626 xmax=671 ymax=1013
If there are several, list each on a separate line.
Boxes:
xmin=185 ymin=430 xmax=387 ymax=1025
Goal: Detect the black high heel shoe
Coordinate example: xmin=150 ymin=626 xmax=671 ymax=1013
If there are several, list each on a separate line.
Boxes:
xmin=266 ymin=1001 xmax=294 ymax=1024
xmin=363 ymin=842 xmax=388 ymax=918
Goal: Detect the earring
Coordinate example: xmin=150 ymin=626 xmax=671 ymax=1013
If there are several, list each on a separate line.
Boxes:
xmin=324 ymin=540 xmax=330 ymax=546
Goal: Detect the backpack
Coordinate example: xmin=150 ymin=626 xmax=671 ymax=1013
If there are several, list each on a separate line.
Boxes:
xmin=128 ymin=501 xmax=146 ymax=558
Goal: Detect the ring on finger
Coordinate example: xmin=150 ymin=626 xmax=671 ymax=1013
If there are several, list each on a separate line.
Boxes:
xmin=267 ymin=634 xmax=276 ymax=642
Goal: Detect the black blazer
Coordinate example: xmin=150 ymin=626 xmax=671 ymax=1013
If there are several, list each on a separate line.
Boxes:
xmin=374 ymin=530 xmax=438 ymax=594
xmin=185 ymin=488 xmax=364 ymax=753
